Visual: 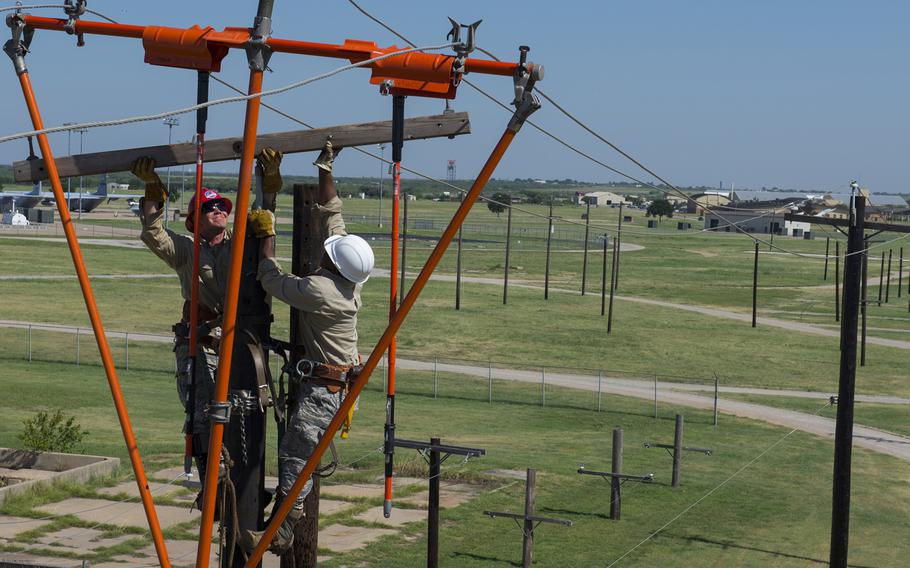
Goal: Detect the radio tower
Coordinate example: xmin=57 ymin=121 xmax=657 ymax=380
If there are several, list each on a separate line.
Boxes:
xmin=447 ymin=160 xmax=456 ymax=183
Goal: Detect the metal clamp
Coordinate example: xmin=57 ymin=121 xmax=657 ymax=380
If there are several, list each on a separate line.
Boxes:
xmin=4 ymin=12 xmax=34 ymax=75
xmin=245 ymin=3 xmax=274 ymax=71
xmin=446 ymin=17 xmax=481 ymax=87
xmin=208 ymin=401 xmax=232 ymax=424
xmin=63 ymin=0 xmax=86 ymax=47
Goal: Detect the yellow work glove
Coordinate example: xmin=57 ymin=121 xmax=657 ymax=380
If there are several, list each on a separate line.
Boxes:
xmin=130 ymin=157 xmax=167 ymax=202
xmin=248 ymin=208 xmax=276 ymax=238
xmin=313 ymin=140 xmax=341 ymax=173
xmin=256 ymin=147 xmax=283 ymax=194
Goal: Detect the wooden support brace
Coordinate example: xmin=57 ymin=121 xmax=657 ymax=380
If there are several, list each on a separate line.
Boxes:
xmin=13 ymin=112 xmax=471 ymax=182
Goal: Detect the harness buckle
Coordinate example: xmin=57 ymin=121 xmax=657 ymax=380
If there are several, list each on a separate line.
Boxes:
xmin=208 ymin=401 xmax=231 ymax=424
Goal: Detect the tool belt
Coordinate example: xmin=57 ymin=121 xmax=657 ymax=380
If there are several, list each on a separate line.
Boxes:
xmin=172 ymin=321 xmax=221 ymax=350
xmin=291 ymin=358 xmax=362 ymax=394
xmin=174 ymin=301 xmax=221 ymax=350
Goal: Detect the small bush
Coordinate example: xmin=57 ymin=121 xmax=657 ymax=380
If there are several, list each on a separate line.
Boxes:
xmin=18 ymin=410 xmax=88 ymax=453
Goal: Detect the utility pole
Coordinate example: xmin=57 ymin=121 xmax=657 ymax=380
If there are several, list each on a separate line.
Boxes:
xmin=581 ymin=201 xmax=591 ymax=295
xmin=484 ymin=469 xmax=572 ymax=568
xmin=614 ymin=203 xmax=624 ymax=290
xmin=601 ymin=234 xmax=609 ymax=316
xmin=455 ymin=225 xmax=463 ymax=310
xmin=394 ymin=437 xmax=484 ymax=568
xmin=835 ymin=240 xmax=840 ymax=322
xmin=544 ymin=198 xmax=553 ymax=300
xmin=75 ymin=126 xmax=87 ymax=218
xmin=63 ymin=122 xmax=74 ymax=218
xmin=576 ymin=428 xmax=652 ymax=521
xmin=824 ymin=236 xmax=830 ymax=280
xmin=829 ymin=192 xmax=864 ymax=568
xmin=503 ymin=199 xmax=512 ymax=305
xmin=643 ymin=414 xmax=712 ymax=488
xmin=752 ymin=241 xmax=759 ymax=327
xmin=162 ymin=117 xmax=180 ymax=229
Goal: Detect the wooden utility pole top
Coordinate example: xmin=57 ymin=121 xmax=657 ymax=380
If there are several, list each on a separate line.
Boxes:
xmin=13 ymin=113 xmax=471 ymax=182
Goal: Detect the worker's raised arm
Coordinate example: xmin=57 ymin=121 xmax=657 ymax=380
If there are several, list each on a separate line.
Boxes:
xmin=133 ymin=157 xmax=190 ymax=269
xmin=314 ymin=141 xmax=347 ymax=238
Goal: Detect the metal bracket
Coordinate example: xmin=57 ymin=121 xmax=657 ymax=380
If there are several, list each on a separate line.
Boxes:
xmin=245 ymin=10 xmax=273 ymax=71
xmin=507 ymin=45 xmax=543 ymax=133
xmin=63 ymin=0 xmax=86 ymax=47
xmin=446 ymin=17 xmax=481 ymax=87
xmin=4 ymin=13 xmax=34 ymax=75
xmin=208 ymin=401 xmax=232 ymax=424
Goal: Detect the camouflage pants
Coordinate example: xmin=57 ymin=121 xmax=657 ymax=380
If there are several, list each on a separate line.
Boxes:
xmin=279 ymin=383 xmax=340 ymax=511
xmin=174 ymin=339 xmax=218 ymax=453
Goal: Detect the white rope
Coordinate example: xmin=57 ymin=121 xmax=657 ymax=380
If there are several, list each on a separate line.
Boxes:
xmin=0 ymin=3 xmax=117 ymax=22
xmin=0 ymin=42 xmax=456 ymax=144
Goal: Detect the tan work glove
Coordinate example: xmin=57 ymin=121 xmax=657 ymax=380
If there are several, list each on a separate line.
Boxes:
xmin=130 ymin=157 xmax=168 ymax=202
xmin=256 ymin=147 xmax=283 ymax=194
xmin=313 ymin=140 xmax=341 ymax=173
xmin=248 ymin=208 xmax=276 ymax=238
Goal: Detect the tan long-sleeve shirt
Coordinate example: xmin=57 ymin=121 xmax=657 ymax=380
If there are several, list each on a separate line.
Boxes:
xmin=256 ymin=196 xmax=359 ymax=366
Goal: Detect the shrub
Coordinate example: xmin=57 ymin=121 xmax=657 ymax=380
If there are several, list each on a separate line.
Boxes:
xmin=18 ymin=410 xmax=88 ymax=454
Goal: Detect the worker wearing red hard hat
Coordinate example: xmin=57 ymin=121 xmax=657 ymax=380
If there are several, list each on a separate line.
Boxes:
xmin=131 ymin=151 xmax=276 ymax=508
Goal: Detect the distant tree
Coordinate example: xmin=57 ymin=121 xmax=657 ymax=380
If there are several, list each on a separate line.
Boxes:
xmin=646 ymin=199 xmax=674 ymax=220
xmin=488 ymin=192 xmax=509 ymax=217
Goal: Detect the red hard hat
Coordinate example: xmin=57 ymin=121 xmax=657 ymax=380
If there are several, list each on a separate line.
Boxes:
xmin=186 ymin=188 xmax=233 ymax=232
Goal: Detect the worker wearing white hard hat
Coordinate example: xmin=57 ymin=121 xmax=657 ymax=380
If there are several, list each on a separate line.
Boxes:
xmin=244 ymin=141 xmax=373 ymax=554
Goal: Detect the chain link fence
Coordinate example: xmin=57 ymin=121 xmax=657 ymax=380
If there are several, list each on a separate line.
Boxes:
xmin=2 ymin=323 xmax=724 ymax=423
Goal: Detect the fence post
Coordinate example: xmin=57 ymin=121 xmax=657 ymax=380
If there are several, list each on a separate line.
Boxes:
xmin=597 ymin=370 xmax=602 ymax=412
xmin=488 ymin=360 xmax=493 ymax=404
xmin=610 ymin=427 xmax=623 ymax=520
xmin=653 ymin=375 xmax=658 ymax=419
xmin=672 ymin=414 xmax=684 ymax=488
xmin=27 ymin=324 xmax=32 ymax=362
xmin=540 ymin=368 xmax=546 ymax=407
xmin=433 ymin=355 xmax=438 ymax=399
xmin=75 ymin=327 xmax=80 ymax=366
xmin=125 ymin=332 xmax=129 ymax=371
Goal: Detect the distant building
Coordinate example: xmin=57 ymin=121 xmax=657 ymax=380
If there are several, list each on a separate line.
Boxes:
xmin=574 ymin=191 xmax=628 ymax=207
xmin=686 ymin=191 xmax=730 ymax=213
xmin=703 ymin=207 xmax=810 ymax=236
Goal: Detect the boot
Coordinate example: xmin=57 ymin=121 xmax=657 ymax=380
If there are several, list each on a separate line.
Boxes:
xmin=240 ymin=508 xmax=303 ymax=555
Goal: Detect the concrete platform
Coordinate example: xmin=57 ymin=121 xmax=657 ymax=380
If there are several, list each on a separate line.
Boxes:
xmin=34 ymin=527 xmax=137 ymax=550
xmin=353 ymin=506 xmax=425 ymax=527
xmin=0 ymin=517 xmax=53 ymax=540
xmin=319 ymin=499 xmax=356 ymax=516
xmin=0 ymin=552 xmax=86 ymax=567
xmin=35 ymin=498 xmax=197 ymax=530
xmin=135 ymin=540 xmax=216 ymax=567
xmin=0 ymin=449 xmax=119 ymax=505
xmin=318 ymin=523 xmax=395 ymax=553
xmin=97 ymin=481 xmax=187 ymax=499
xmin=320 ymin=483 xmax=383 ymax=500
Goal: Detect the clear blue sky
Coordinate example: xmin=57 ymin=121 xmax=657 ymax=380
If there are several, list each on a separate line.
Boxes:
xmin=2 ymin=1 xmax=907 ymax=193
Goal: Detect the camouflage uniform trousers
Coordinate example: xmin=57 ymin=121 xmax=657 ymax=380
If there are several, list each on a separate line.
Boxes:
xmin=279 ymin=383 xmax=341 ymax=511
xmin=174 ymin=339 xmax=218 ymax=453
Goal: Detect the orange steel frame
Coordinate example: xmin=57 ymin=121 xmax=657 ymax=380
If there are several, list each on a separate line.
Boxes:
xmin=9 ymin=10 xmax=540 ymax=568
xmin=15 ymin=72 xmax=172 ymax=567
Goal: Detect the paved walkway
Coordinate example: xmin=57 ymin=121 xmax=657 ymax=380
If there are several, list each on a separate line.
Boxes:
xmin=395 ymin=358 xmax=910 ymax=464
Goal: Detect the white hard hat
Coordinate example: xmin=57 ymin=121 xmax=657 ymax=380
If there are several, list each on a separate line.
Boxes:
xmin=324 ymin=234 xmax=375 ymax=284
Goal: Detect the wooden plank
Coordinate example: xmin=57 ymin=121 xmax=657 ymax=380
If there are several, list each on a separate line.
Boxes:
xmin=784 ymin=213 xmax=910 ymax=234
xmin=13 ymin=112 xmax=470 ymax=182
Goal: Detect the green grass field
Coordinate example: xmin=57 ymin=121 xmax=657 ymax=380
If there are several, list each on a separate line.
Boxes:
xmin=0 ymin=359 xmax=908 ymax=566
xmin=2 ymin=198 xmax=909 ymax=565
